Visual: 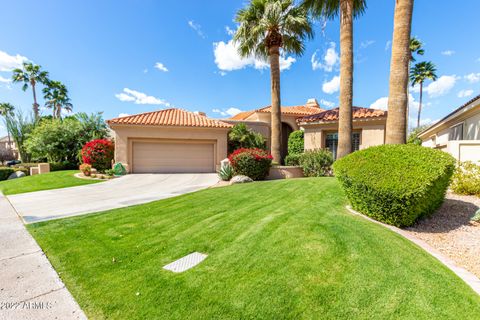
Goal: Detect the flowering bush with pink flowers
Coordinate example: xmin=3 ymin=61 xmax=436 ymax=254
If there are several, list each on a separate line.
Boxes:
xmin=80 ymin=139 xmax=114 ymax=172
xmin=228 ymin=148 xmax=273 ymax=180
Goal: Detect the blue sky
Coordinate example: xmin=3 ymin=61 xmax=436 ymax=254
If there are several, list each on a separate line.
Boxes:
xmin=1 ymin=0 xmax=479 ymax=137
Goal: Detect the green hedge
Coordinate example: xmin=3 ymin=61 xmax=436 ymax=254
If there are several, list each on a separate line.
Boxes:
xmin=333 ymin=145 xmax=455 ymax=227
xmin=284 ymin=154 xmax=301 ymax=166
xmin=288 ymin=130 xmax=304 ymax=155
xmin=0 ymin=167 xmax=14 ymax=181
xmin=299 ymin=149 xmax=333 ymax=177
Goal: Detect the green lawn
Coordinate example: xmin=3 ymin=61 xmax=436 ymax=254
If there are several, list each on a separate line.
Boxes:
xmin=0 ymin=170 xmax=103 ymax=195
xmin=28 ymin=178 xmax=480 ymax=319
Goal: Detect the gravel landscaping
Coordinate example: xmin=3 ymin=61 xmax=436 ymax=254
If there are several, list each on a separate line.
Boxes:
xmin=406 ymin=193 xmax=480 ymax=278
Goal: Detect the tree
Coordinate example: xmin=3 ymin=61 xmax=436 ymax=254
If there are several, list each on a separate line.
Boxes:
xmin=385 ymin=0 xmax=414 ymax=144
xmin=43 ymin=80 xmax=73 ymax=118
xmin=234 ymin=0 xmax=313 ymax=163
xmin=302 ymin=0 xmax=366 ymax=158
xmin=4 ymin=112 xmax=36 ymax=162
xmin=0 ymin=102 xmax=15 ymax=152
xmin=410 ymin=61 xmax=437 ymax=128
xmin=75 ymin=112 xmax=109 ymax=143
xmin=11 ymin=62 xmax=50 ymax=119
xmin=228 ymin=123 xmax=267 ymax=154
xmin=409 ymin=36 xmax=424 ymax=62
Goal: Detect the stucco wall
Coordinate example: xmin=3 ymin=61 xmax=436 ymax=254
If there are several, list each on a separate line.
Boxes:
xmin=111 ymin=125 xmax=229 ymax=172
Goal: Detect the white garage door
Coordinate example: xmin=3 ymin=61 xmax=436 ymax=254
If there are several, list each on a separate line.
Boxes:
xmin=132 ymin=141 xmax=215 ymax=173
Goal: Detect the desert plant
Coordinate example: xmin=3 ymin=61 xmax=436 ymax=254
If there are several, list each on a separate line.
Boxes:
xmin=334 ymin=145 xmax=456 ymax=227
xmin=80 ymin=139 xmax=114 ymax=172
xmin=299 ymin=149 xmax=333 ymax=177
xmin=218 ymin=163 xmax=234 ymax=181
xmin=450 ymin=161 xmax=480 ymax=196
xmin=228 ymin=148 xmax=273 ymax=180
xmin=79 ymin=163 xmax=92 ymax=176
xmin=228 ymin=123 xmax=266 ymax=154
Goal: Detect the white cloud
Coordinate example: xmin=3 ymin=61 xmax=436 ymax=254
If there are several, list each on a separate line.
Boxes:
xmin=464 ymin=73 xmax=480 ymax=83
xmin=0 ymin=75 xmax=11 ymax=83
xmin=360 ymin=40 xmax=375 ymax=49
xmin=385 ymin=40 xmax=392 ymax=51
xmin=118 ymin=113 xmax=130 ymax=118
xmin=154 ymin=62 xmax=168 ymax=72
xmin=458 ymin=89 xmax=474 ymax=98
xmin=188 ymin=20 xmax=205 ymax=38
xmin=225 ymin=26 xmax=235 ymax=36
xmin=0 ymin=50 xmax=28 ymax=72
xmin=213 ymin=39 xmax=295 ymax=72
xmin=441 ymin=50 xmax=455 ymax=56
xmin=320 ymin=99 xmax=336 ymax=108
xmin=413 ymin=75 xmax=457 ymax=97
xmin=212 ymin=107 xmax=242 ymax=117
xmin=369 ymin=94 xmax=427 ymax=111
xmin=115 ymin=88 xmax=171 ymax=106
xmin=311 ymin=42 xmax=338 ymax=72
xmin=322 ymin=75 xmax=340 ymax=94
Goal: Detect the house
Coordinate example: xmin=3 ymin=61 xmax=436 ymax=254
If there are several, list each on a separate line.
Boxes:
xmin=297 ymin=107 xmax=387 ymax=159
xmin=107 ymin=99 xmax=387 ymax=173
xmin=418 ymin=94 xmax=480 ymax=163
xmin=0 ymin=136 xmax=18 ymax=160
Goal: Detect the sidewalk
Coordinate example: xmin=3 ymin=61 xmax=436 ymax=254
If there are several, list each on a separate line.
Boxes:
xmin=0 ymin=193 xmax=86 ymax=319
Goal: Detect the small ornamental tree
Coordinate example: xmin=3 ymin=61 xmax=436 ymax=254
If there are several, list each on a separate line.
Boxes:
xmin=81 ymin=139 xmax=114 ymax=172
xmin=228 ymin=148 xmax=273 ymax=180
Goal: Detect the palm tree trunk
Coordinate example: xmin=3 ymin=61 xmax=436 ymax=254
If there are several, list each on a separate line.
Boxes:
xmin=31 ymin=81 xmax=39 ymax=119
xmin=416 ymin=82 xmax=423 ymax=128
xmin=385 ymin=0 xmax=414 ymax=144
xmin=56 ymin=104 xmax=61 ymax=119
xmin=337 ymin=0 xmax=354 ymax=159
xmin=269 ymin=46 xmax=282 ymax=163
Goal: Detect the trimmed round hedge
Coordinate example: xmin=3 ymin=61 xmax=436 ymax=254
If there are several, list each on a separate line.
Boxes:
xmin=333 ymin=144 xmax=455 ymax=227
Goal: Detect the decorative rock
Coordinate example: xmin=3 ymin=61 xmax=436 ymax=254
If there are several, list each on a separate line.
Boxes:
xmin=8 ymin=171 xmax=26 ymax=180
xmin=229 ymin=175 xmax=253 ymax=185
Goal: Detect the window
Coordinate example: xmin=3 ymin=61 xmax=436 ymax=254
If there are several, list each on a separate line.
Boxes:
xmin=449 ymin=123 xmax=463 ymax=141
xmin=325 ymin=132 xmax=361 ymax=159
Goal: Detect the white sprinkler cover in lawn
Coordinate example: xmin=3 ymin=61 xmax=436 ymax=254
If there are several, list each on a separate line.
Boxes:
xmin=163 ymin=252 xmax=208 ymax=273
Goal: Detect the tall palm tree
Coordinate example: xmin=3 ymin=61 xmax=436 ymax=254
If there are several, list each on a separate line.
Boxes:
xmin=234 ymin=0 xmax=313 ymax=163
xmin=11 ymin=62 xmax=49 ymax=119
xmin=302 ymin=0 xmax=367 ymax=159
xmin=0 ymin=102 xmax=15 ymax=150
xmin=385 ymin=0 xmax=414 ymax=144
xmin=410 ymin=61 xmax=437 ymax=128
xmin=409 ymin=36 xmax=424 ymax=62
xmin=43 ymin=81 xmax=73 ymax=118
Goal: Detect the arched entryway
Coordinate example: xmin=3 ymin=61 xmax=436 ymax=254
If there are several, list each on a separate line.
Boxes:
xmin=281 ymin=122 xmax=294 ymax=164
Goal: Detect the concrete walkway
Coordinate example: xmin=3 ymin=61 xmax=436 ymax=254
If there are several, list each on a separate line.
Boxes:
xmin=9 ymin=173 xmax=219 ymax=223
xmin=0 ymin=194 xmax=86 ymax=319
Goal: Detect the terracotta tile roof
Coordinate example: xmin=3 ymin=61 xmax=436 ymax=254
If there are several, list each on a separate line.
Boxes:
xmin=229 ymin=105 xmax=324 ymax=120
xmin=107 ymin=108 xmax=233 ymax=128
xmin=298 ymin=107 xmax=387 ymax=124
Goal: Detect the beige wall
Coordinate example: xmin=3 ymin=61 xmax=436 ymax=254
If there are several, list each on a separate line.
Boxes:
xmin=110 ymin=124 xmax=229 ymax=172
xmin=303 ymin=120 xmax=386 ymax=151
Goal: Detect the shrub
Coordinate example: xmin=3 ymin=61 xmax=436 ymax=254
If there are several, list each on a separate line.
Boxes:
xmin=50 ymin=161 xmax=78 ymax=171
xmin=80 ymin=139 xmax=114 ymax=172
xmin=284 ymin=154 xmax=301 ymax=166
xmin=228 ymin=123 xmax=267 ymax=154
xmin=79 ymin=163 xmax=92 ymax=176
xmin=218 ymin=163 xmax=234 ymax=181
xmin=105 ymin=169 xmax=115 ymax=177
xmin=299 ymin=149 xmax=333 ymax=177
xmin=451 ymin=161 xmax=480 ymax=196
xmin=333 ymin=145 xmax=456 ymax=227
xmin=0 ymin=167 xmax=14 ymax=181
xmin=228 ymin=148 xmax=273 ymax=180
xmin=288 ymin=130 xmax=304 ymax=155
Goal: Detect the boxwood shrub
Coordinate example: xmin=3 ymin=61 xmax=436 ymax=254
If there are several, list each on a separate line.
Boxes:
xmin=0 ymin=167 xmax=14 ymax=181
xmin=333 ymin=144 xmax=456 ymax=227
xmin=228 ymin=148 xmax=273 ymax=180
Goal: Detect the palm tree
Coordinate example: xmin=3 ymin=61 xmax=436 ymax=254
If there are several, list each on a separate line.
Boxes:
xmin=234 ymin=0 xmax=313 ymax=163
xmin=409 ymin=36 xmax=424 ymax=62
xmin=11 ymin=62 xmax=49 ymax=119
xmin=410 ymin=61 xmax=437 ymax=128
xmin=43 ymin=81 xmax=73 ymax=118
xmin=0 ymin=102 xmax=15 ymax=150
xmin=302 ymin=0 xmax=367 ymax=158
xmin=385 ymin=0 xmax=414 ymax=144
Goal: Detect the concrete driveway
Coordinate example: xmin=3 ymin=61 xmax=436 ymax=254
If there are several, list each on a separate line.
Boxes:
xmin=8 ymin=173 xmax=219 ymax=223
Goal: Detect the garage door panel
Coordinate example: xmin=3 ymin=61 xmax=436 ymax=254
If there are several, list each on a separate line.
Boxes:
xmin=133 ymin=141 xmax=215 ymax=173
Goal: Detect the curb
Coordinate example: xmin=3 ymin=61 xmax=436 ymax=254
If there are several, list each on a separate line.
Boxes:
xmin=346 ymin=205 xmax=480 ymax=296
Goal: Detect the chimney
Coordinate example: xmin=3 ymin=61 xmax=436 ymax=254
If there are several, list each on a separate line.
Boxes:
xmin=305 ymin=98 xmax=320 ymax=108
xmin=195 ymin=111 xmax=207 ymax=117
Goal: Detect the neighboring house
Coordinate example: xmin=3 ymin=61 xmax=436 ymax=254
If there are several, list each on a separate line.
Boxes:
xmin=0 ymin=136 xmax=18 ymax=160
xmin=298 ymin=107 xmax=387 ymax=159
xmin=107 ymin=99 xmax=387 ymax=173
xmin=419 ymin=94 xmax=480 ymax=163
